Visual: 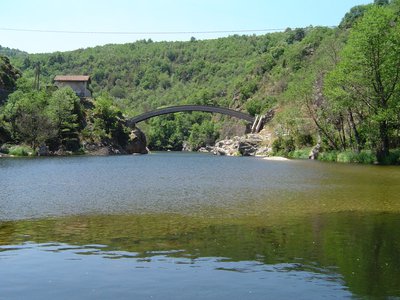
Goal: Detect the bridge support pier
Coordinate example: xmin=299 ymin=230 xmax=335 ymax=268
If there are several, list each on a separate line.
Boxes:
xmin=251 ymin=115 xmax=265 ymax=133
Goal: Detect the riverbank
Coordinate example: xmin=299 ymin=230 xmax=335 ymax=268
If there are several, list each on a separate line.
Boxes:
xmin=196 ymin=131 xmax=400 ymax=165
xmin=0 ymin=126 xmax=149 ymax=157
xmin=262 ymin=156 xmax=290 ymax=161
xmin=3 ymin=139 xmax=400 ymax=165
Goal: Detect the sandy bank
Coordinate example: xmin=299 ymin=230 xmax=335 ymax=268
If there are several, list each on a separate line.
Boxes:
xmin=262 ymin=156 xmax=290 ymax=161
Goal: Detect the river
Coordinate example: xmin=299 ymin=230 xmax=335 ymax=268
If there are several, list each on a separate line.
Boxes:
xmin=1 ymin=152 xmax=399 ymax=299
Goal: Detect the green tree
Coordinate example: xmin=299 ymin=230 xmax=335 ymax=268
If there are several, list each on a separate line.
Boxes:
xmin=327 ymin=6 xmax=400 ymax=162
xmin=3 ymin=90 xmax=56 ymax=148
xmin=375 ymin=0 xmax=389 ymax=6
xmin=47 ymin=87 xmax=82 ymax=150
xmin=339 ymin=5 xmax=370 ymax=29
xmin=92 ymin=94 xmax=129 ymax=146
xmin=188 ymin=120 xmax=219 ymax=150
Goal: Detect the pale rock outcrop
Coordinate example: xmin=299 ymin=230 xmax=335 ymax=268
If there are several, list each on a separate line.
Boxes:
xmin=201 ymin=132 xmax=273 ymax=157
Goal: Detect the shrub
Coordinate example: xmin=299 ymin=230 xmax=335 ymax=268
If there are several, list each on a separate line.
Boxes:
xmin=294 ymin=133 xmax=314 ymax=148
xmin=288 ymin=148 xmax=311 ymax=159
xmin=337 ymin=151 xmax=358 ymax=163
xmin=356 ymin=150 xmax=376 ymax=164
xmin=272 ymin=136 xmax=295 ymax=156
xmin=379 ymin=149 xmax=400 ymax=165
xmin=318 ymin=151 xmax=338 ymax=162
xmin=8 ymin=145 xmax=36 ymax=156
xmin=319 ymin=150 xmax=377 ymax=164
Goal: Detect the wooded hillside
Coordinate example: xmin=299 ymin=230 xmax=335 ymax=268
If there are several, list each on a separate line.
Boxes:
xmin=1 ymin=0 xmax=400 ymax=162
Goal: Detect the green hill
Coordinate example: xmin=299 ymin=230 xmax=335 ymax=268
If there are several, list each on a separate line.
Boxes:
xmin=2 ymin=1 xmax=400 ymax=162
xmin=6 ymin=26 xmax=337 ymax=150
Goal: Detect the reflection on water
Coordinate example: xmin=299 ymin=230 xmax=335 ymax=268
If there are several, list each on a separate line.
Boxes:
xmin=1 ymin=153 xmax=400 ymax=299
xmin=0 ymin=242 xmax=351 ymax=300
xmin=1 ymin=212 xmax=399 ymax=299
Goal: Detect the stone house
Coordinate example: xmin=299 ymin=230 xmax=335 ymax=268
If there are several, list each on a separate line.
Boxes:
xmin=54 ymin=75 xmax=92 ymax=98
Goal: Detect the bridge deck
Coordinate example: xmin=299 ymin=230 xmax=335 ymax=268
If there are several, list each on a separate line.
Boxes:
xmin=128 ymin=105 xmax=255 ymax=125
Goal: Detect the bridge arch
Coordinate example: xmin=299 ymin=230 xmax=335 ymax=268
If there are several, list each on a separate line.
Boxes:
xmin=128 ymin=105 xmax=255 ymax=125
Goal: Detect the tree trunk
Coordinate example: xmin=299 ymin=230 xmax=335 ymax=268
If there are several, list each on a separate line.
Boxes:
xmin=377 ymin=120 xmax=390 ymax=163
xmin=348 ymin=108 xmax=361 ymax=152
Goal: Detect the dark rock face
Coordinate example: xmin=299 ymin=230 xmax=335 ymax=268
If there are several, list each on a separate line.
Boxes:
xmin=238 ymin=141 xmax=259 ymax=156
xmin=125 ymin=127 xmax=148 ymax=154
xmin=83 ymin=142 xmax=126 ymax=156
xmin=80 ymin=127 xmax=148 ymax=155
xmin=37 ymin=145 xmax=50 ymax=156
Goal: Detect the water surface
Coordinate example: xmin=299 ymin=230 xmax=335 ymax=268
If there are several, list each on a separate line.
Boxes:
xmin=1 ymin=153 xmax=399 ymax=299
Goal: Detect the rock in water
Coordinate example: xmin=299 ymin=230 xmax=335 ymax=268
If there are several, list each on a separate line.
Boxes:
xmin=125 ymin=127 xmax=148 ymax=154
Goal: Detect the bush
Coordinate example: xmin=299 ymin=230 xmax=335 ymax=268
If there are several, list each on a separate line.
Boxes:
xmin=356 ymin=150 xmax=376 ymax=164
xmin=378 ymin=149 xmax=400 ymax=165
xmin=8 ymin=145 xmax=36 ymax=156
xmin=318 ymin=150 xmax=377 ymax=164
xmin=337 ymin=151 xmax=358 ymax=163
xmin=318 ymin=151 xmax=338 ymax=162
xmin=245 ymin=98 xmax=263 ymax=116
xmin=288 ymin=148 xmax=311 ymax=159
xmin=294 ymin=134 xmax=314 ymax=147
xmin=272 ymin=136 xmax=295 ymax=156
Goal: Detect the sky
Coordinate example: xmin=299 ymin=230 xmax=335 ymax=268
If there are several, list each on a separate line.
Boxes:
xmin=0 ymin=0 xmax=372 ymax=54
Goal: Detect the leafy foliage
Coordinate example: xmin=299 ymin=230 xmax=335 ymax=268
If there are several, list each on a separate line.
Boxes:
xmin=0 ymin=55 xmax=21 ymax=103
xmin=326 ymin=5 xmax=400 ymax=162
xmin=7 ymin=26 xmax=339 ymax=150
xmin=1 ymin=1 xmax=400 ymax=162
xmin=47 ymin=87 xmax=82 ymax=151
xmin=90 ymin=94 xmax=129 ymax=146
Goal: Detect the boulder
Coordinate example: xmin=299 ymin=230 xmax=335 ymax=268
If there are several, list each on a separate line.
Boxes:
xmin=207 ymin=133 xmax=272 ymax=157
xmin=238 ymin=141 xmax=258 ymax=156
xmin=125 ymin=127 xmax=148 ymax=154
xmin=54 ymin=145 xmax=67 ymax=156
xmin=83 ymin=140 xmax=127 ymax=155
xmin=182 ymin=141 xmax=193 ymax=152
xmin=255 ymin=146 xmax=271 ymax=156
xmin=309 ymin=143 xmax=321 ymax=160
xmin=37 ymin=144 xmax=50 ymax=156
xmin=198 ymin=145 xmax=214 ymax=153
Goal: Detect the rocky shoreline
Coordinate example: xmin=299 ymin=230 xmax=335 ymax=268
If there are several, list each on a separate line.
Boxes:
xmin=0 ymin=127 xmax=148 ymax=157
xmin=198 ymin=131 xmax=274 ymax=157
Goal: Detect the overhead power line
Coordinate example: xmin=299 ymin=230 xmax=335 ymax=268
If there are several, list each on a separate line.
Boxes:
xmin=0 ymin=27 xmax=293 ymax=35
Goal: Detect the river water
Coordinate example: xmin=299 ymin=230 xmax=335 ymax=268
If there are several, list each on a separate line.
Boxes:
xmin=0 ymin=152 xmax=399 ymax=299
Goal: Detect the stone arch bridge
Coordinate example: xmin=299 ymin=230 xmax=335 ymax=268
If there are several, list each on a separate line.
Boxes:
xmin=127 ymin=105 xmax=272 ymax=133
xmin=128 ymin=105 xmax=253 ymax=123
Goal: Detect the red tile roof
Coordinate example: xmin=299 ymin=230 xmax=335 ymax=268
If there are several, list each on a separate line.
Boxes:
xmin=54 ymin=75 xmax=90 ymax=82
